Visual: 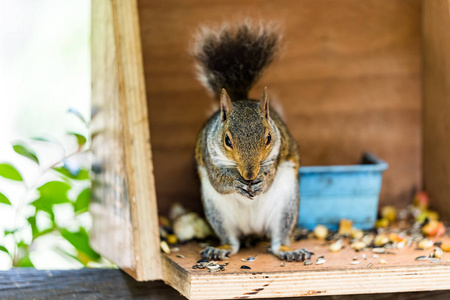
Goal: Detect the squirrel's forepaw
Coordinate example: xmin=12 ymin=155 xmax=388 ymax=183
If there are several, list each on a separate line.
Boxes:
xmin=268 ymin=246 xmax=314 ymax=262
xmin=200 ymin=246 xmax=231 ymax=260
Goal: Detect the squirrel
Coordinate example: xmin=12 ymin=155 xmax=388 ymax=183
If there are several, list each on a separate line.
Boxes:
xmin=193 ymin=22 xmax=312 ymax=262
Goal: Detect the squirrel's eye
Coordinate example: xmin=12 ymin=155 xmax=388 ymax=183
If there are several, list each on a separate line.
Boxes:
xmin=266 ymin=133 xmax=271 ymax=146
xmin=225 ymin=134 xmax=232 ymax=149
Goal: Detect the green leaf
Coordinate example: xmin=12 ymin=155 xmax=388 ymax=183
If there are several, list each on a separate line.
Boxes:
xmin=12 ymin=143 xmax=39 ymax=164
xmin=0 ymin=192 xmax=11 ymax=205
xmin=0 ymin=246 xmax=10 ymax=256
xmin=75 ymin=188 xmax=90 ymax=213
xmin=16 ymin=254 xmax=34 ymax=267
xmin=27 ymin=216 xmax=39 ymax=238
xmin=0 ymin=163 xmax=23 ymax=181
xmin=4 ymin=229 xmax=16 ymax=236
xmin=61 ymin=228 xmax=100 ymax=261
xmin=54 ymin=166 xmax=89 ymax=180
xmin=67 ymin=132 xmax=87 ymax=147
xmin=31 ymin=181 xmax=71 ymax=213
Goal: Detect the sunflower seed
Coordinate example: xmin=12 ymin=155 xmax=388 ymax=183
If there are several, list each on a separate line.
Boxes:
xmin=350 ymin=261 xmax=360 ymax=265
xmin=367 ymin=263 xmax=373 ymax=267
xmin=176 ymin=254 xmax=185 ymax=258
xmin=415 ymin=256 xmax=428 ymax=261
xmin=241 ymin=265 xmax=251 ymax=269
xmin=304 ymin=260 xmax=313 ymax=266
xmin=430 ymin=258 xmax=442 ymax=263
xmin=316 ymin=258 xmax=326 ymax=265
xmin=281 ymin=262 xmax=285 ymax=267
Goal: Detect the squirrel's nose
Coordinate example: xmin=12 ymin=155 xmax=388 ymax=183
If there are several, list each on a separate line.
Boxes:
xmin=243 ymin=168 xmax=258 ymax=181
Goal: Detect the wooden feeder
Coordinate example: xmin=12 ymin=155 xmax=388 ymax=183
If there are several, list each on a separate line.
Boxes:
xmin=90 ymin=0 xmax=450 ymax=298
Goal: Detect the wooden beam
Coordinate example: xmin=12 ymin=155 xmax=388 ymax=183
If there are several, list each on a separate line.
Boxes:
xmin=1 ymin=269 xmax=450 ymax=300
xmin=90 ymin=0 xmax=161 ymax=280
xmin=423 ymin=0 xmax=450 ymax=221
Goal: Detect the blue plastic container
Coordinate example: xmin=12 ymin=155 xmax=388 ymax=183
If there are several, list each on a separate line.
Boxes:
xmin=298 ymin=152 xmax=388 ymax=230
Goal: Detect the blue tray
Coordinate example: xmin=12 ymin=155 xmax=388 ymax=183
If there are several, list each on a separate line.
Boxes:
xmin=298 ymin=152 xmax=388 ymax=230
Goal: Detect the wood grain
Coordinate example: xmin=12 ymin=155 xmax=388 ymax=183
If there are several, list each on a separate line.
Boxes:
xmin=2 ymin=268 xmax=450 ymax=300
xmin=423 ymin=1 xmax=450 ymax=221
xmin=164 ymin=238 xmax=450 ymax=299
xmin=137 ymin=0 xmax=422 ymax=215
xmin=90 ymin=0 xmax=162 ymax=280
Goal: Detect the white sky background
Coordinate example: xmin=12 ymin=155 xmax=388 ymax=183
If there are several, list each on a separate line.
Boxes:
xmin=0 ymin=0 xmax=90 ymax=141
xmin=0 ymin=0 xmax=91 ymax=269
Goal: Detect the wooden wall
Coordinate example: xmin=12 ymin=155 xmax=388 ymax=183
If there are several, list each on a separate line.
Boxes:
xmin=423 ymin=0 xmax=450 ymax=221
xmin=138 ymin=0 xmax=422 ymax=215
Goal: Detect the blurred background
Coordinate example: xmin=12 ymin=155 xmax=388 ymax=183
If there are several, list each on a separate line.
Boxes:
xmin=0 ymin=1 xmax=110 ymax=269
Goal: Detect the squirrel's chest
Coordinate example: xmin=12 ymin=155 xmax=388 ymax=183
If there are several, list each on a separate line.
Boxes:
xmin=199 ymin=161 xmax=298 ymax=236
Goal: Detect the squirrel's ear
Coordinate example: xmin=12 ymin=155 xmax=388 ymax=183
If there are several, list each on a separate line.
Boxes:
xmin=260 ymin=87 xmax=269 ymax=119
xmin=220 ymin=88 xmax=232 ymax=122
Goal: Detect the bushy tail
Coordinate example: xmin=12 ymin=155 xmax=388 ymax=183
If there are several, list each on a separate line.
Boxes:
xmin=192 ymin=22 xmax=280 ymax=101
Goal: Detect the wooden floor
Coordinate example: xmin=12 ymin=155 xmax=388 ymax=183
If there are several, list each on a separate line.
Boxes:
xmin=163 ymin=238 xmax=450 ymax=299
xmin=1 ymin=268 xmax=450 ymax=300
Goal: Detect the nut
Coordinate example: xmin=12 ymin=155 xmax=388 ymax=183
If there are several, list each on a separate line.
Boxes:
xmin=338 ymin=219 xmax=353 ymax=236
xmin=381 ymin=206 xmax=397 ymax=223
xmin=374 ymin=234 xmax=389 ymax=247
xmin=350 ymin=228 xmax=364 ymax=240
xmin=313 ymin=225 xmax=328 ymax=240
xmin=351 ymin=241 xmax=367 ymax=251
xmin=329 ymin=239 xmax=343 ymax=252
xmin=418 ymin=238 xmax=434 ymax=250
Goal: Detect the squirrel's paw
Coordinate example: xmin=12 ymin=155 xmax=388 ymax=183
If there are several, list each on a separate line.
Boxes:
xmin=233 ymin=179 xmax=254 ymax=199
xmin=268 ymin=246 xmax=314 ymax=262
xmin=200 ymin=246 xmax=231 ymax=260
xmin=234 ymin=178 xmax=267 ymax=199
xmin=248 ymin=179 xmax=267 ymax=196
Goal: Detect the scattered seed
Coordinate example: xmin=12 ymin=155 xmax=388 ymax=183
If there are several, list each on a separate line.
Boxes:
xmin=247 ymin=256 xmax=256 ymax=262
xmin=430 ymin=247 xmax=444 ymax=259
xmin=176 ymin=254 xmax=185 ymax=258
xmin=171 ymin=247 xmax=180 ymax=253
xmin=241 ymin=265 xmax=251 ymax=269
xmin=415 ymin=256 xmax=429 ymax=261
xmin=316 ymin=258 xmax=326 ymax=265
xmin=207 ymin=265 xmax=220 ymax=272
xmin=430 ymin=258 xmax=442 ymax=263
xmin=160 ymin=241 xmax=170 ymax=254
xmin=373 ymin=254 xmax=379 ymax=259
xmin=362 ymin=254 xmax=367 ymax=260
xmin=304 ymin=260 xmax=312 ymax=266
xmin=379 ymin=259 xmax=387 ymax=264
xmin=281 ymin=262 xmax=285 ymax=267
xmin=418 ymin=239 xmax=434 ymax=250
xmin=197 ymin=258 xmax=209 ymax=263
xmin=192 ymin=265 xmax=198 ymax=269
xmin=372 ymin=248 xmax=386 ymax=254
xmin=241 ymin=258 xmax=246 ymax=262
xmin=350 ymin=261 xmax=360 ymax=265
xmin=367 ymin=263 xmax=373 ymax=267
xmin=353 ymin=256 xmax=358 ymax=260
xmin=351 ymin=241 xmax=367 ymax=251
xmin=329 ymin=239 xmax=343 ymax=252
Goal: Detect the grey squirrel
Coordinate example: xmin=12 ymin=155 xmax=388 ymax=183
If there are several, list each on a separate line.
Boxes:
xmin=193 ymin=22 xmax=312 ymax=262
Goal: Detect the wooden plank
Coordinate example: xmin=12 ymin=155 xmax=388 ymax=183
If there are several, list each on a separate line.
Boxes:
xmin=423 ymin=1 xmax=450 ymax=221
xmin=137 ymin=0 xmax=422 ymax=215
xmin=1 ymin=268 xmax=450 ymax=300
xmin=0 ymin=269 xmax=183 ymax=300
xmin=90 ymin=0 xmax=161 ymax=280
xmin=163 ymin=238 xmax=450 ymax=299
